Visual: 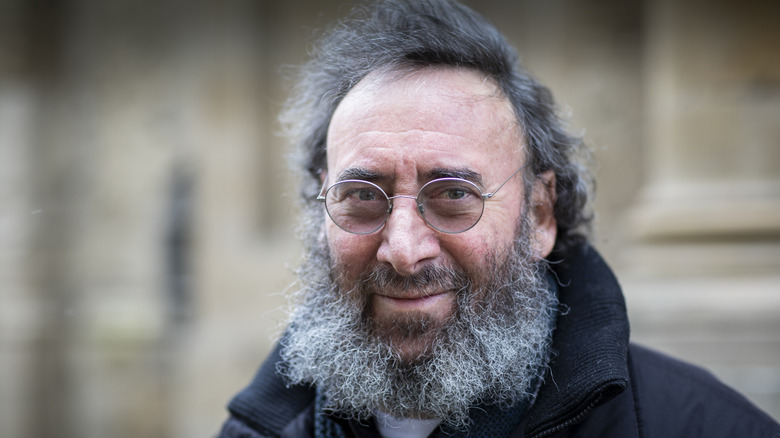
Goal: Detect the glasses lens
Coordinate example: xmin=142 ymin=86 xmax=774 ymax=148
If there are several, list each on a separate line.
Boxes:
xmin=419 ymin=178 xmax=485 ymax=233
xmin=325 ymin=180 xmax=389 ymax=234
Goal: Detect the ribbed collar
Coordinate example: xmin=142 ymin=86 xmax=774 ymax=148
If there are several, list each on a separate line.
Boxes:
xmin=523 ymin=244 xmax=630 ymax=437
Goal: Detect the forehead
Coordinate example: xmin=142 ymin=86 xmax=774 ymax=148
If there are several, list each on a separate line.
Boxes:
xmin=326 ymin=67 xmax=524 ymax=181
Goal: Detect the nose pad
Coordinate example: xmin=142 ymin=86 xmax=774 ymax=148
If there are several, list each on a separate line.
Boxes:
xmin=387 ymin=195 xmax=425 ymax=223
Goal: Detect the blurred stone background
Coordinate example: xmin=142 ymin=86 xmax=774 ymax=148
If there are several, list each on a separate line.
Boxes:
xmin=0 ymin=0 xmax=778 ymax=437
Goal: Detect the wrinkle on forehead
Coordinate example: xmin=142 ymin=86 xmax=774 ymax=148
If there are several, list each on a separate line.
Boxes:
xmin=328 ymin=67 xmax=519 ymax=141
xmin=325 ymin=66 xmax=526 ymax=179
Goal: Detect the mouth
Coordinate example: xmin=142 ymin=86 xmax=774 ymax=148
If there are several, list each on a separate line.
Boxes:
xmin=373 ymin=290 xmax=455 ymax=313
xmin=368 ymin=290 xmax=458 ymax=360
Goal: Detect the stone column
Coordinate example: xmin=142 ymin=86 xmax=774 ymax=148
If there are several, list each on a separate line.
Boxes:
xmin=624 ymin=0 xmax=780 ymax=418
xmin=0 ymin=2 xmax=39 ymax=437
xmin=2 ymin=1 xmax=190 ymax=436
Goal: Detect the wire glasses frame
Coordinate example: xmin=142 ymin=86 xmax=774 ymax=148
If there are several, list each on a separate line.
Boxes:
xmin=316 ymin=167 xmax=524 ymax=235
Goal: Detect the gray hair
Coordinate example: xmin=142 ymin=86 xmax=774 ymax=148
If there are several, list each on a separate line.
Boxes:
xmin=282 ymin=0 xmax=593 ymax=253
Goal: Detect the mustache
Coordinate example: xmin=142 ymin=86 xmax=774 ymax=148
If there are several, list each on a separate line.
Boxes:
xmin=359 ymin=263 xmax=470 ymax=297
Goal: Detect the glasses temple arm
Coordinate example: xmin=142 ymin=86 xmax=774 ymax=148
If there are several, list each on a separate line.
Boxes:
xmin=482 ymin=167 xmax=524 ymax=199
xmin=316 ymin=175 xmax=328 ymax=201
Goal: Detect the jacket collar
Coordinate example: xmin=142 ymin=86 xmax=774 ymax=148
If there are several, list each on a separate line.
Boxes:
xmin=227 ymin=341 xmax=314 ymax=436
xmin=524 ymin=244 xmax=630 ymax=437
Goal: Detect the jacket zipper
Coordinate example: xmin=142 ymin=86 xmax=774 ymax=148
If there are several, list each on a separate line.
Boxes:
xmin=529 ymin=394 xmax=605 ymax=438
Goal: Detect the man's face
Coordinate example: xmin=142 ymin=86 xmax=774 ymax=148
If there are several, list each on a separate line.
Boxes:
xmin=325 ymin=67 xmax=555 ymax=361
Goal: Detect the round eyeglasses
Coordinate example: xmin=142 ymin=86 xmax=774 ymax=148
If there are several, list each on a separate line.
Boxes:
xmin=316 ymin=168 xmax=523 ymax=234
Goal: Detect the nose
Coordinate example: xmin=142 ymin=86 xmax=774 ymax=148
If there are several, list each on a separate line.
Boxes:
xmin=376 ymin=197 xmax=441 ymax=276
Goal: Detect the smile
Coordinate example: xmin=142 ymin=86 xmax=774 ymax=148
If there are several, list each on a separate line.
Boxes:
xmin=373 ymin=290 xmax=455 ymax=312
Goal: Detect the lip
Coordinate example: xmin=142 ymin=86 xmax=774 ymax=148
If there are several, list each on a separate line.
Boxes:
xmin=373 ymin=290 xmax=454 ymax=312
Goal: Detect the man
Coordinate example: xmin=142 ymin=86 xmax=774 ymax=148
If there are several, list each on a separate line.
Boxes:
xmin=219 ymin=1 xmax=780 ymax=437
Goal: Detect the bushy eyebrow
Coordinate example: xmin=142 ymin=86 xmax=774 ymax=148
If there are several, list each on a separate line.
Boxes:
xmin=336 ymin=166 xmax=485 ymax=187
xmin=426 ymin=167 xmax=484 ymax=188
xmin=337 ymin=167 xmax=386 ymax=182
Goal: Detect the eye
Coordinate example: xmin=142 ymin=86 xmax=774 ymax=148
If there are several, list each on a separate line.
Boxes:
xmin=355 ymin=188 xmax=378 ymax=201
xmin=445 ymin=188 xmax=467 ymax=200
xmin=425 ymin=181 xmax=479 ymax=201
xmin=339 ymin=185 xmax=383 ymax=203
xmin=328 ymin=181 xmax=385 ymax=205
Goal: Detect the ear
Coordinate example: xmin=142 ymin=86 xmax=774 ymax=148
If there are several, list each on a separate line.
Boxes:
xmin=531 ymin=170 xmax=557 ymax=260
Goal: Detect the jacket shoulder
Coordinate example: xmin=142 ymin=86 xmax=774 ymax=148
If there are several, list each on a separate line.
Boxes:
xmin=628 ymin=343 xmax=780 ymax=438
xmin=218 ymin=417 xmax=274 ymax=438
xmin=219 ymin=342 xmax=316 ymax=438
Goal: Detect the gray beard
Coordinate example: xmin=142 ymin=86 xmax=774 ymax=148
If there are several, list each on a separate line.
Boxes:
xmin=278 ymin=216 xmax=558 ymax=430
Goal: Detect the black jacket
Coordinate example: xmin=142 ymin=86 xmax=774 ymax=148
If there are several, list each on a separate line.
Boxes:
xmin=219 ymin=245 xmax=780 ymax=437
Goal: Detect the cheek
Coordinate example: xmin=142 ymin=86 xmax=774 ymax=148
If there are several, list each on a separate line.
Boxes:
xmin=442 ymin=234 xmax=493 ymax=273
xmin=446 ymin=206 xmax=521 ymax=268
xmin=475 ymin=209 xmax=521 ymax=249
xmin=326 ymin=226 xmax=379 ymax=280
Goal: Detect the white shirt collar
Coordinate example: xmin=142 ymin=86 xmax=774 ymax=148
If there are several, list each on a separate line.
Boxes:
xmin=374 ymin=411 xmax=442 ymax=438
